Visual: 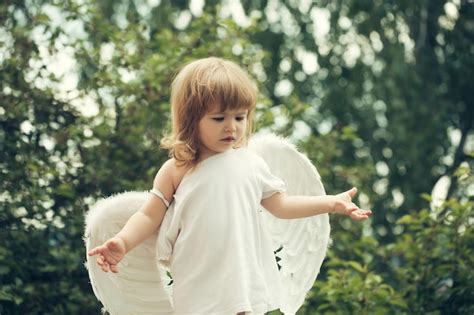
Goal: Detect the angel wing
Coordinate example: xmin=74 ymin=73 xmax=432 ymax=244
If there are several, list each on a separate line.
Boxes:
xmin=84 ymin=191 xmax=173 ymax=315
xmin=249 ymin=133 xmax=331 ymax=315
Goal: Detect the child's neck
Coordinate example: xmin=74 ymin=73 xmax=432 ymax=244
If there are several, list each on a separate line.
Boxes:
xmin=198 ymin=149 xmax=234 ymax=162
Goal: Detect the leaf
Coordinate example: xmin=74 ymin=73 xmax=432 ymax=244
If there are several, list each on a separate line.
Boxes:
xmin=420 ymin=193 xmax=433 ymax=202
xmin=0 ymin=265 xmax=10 ymax=275
xmin=347 ymin=261 xmax=366 ymax=274
xmin=57 ymin=183 xmax=75 ymax=198
xmin=397 ymin=214 xmax=413 ymax=224
xmin=453 ymin=165 xmax=470 ymax=181
xmin=34 ymin=13 xmax=51 ymax=24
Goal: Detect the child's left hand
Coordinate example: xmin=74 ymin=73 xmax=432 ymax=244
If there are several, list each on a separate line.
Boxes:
xmin=334 ymin=187 xmax=372 ymax=221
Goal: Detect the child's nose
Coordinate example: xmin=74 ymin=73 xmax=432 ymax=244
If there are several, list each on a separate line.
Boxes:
xmin=225 ymin=120 xmax=236 ymax=132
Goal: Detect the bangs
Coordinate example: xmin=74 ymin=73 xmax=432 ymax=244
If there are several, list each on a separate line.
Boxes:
xmin=188 ymin=58 xmax=257 ymax=113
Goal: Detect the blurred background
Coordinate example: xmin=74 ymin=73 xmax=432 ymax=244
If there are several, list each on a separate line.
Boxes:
xmin=1 ymin=0 xmax=473 ymax=314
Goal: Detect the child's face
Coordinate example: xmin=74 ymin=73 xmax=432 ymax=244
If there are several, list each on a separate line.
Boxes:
xmin=198 ymin=107 xmax=248 ymax=160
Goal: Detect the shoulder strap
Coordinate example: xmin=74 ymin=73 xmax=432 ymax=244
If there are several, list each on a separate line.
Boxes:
xmin=149 ymin=188 xmax=170 ymax=208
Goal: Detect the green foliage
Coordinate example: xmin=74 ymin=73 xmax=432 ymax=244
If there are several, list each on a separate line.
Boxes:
xmin=390 ymin=197 xmax=474 ymax=313
xmin=1 ymin=1 xmax=262 ymax=313
xmin=1 ymin=0 xmax=473 ymax=314
xmin=247 ymin=0 xmax=474 ymax=243
xmin=300 ymin=167 xmax=473 ymax=315
xmin=307 ymin=259 xmax=407 ymax=314
xmin=292 ymin=196 xmax=473 ymax=315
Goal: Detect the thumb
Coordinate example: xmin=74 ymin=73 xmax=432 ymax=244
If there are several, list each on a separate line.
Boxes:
xmin=347 ymin=187 xmax=357 ymax=198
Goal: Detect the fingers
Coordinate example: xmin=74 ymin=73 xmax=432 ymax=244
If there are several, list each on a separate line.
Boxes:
xmin=96 ymin=254 xmax=103 ymax=265
xmin=350 ymin=209 xmax=372 ymax=220
xmin=88 ymin=246 xmax=102 ymax=256
xmin=89 ymin=248 xmax=109 ymax=270
xmin=88 ymin=245 xmax=120 ymax=273
xmin=110 ymin=264 xmax=119 ymax=273
xmin=88 ymin=244 xmax=109 ymax=257
xmin=101 ymin=260 xmax=110 ymax=272
xmin=97 ymin=255 xmax=108 ymax=272
xmin=89 ymin=239 xmax=119 ymax=257
xmin=92 ymin=253 xmax=106 ymax=271
xmin=101 ymin=261 xmax=119 ymax=273
xmin=94 ymin=253 xmax=120 ymax=273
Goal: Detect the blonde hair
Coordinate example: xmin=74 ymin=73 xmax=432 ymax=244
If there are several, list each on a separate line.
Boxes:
xmin=161 ymin=57 xmax=257 ymax=167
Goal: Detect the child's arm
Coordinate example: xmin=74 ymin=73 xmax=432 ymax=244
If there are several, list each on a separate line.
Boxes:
xmin=88 ymin=159 xmax=182 ymax=273
xmin=261 ymin=187 xmax=372 ymax=221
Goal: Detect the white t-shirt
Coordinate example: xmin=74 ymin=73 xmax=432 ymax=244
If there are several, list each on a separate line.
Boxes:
xmin=157 ymin=148 xmax=286 ymax=314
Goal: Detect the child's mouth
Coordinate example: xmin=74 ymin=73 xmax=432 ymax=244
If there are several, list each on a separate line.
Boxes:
xmin=221 ymin=137 xmax=235 ymax=142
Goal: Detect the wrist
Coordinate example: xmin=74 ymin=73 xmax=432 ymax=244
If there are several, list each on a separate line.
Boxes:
xmin=331 ymin=196 xmax=344 ymax=215
xmin=114 ymin=235 xmax=128 ymax=253
xmin=325 ymin=195 xmax=336 ymax=214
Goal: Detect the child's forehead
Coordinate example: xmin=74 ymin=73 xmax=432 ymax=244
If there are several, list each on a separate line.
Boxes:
xmin=207 ymin=106 xmax=249 ymax=114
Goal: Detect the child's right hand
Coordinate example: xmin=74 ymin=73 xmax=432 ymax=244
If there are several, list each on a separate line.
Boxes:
xmin=88 ymin=236 xmax=126 ymax=273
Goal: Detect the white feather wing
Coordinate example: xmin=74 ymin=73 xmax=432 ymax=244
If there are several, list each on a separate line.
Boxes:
xmin=84 ymin=191 xmax=173 ymax=315
xmin=249 ymin=134 xmax=331 ymax=315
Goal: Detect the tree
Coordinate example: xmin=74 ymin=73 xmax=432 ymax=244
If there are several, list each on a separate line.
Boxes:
xmin=1 ymin=0 xmax=263 ymax=313
xmin=1 ymin=0 xmax=472 ymax=314
xmin=243 ymin=0 xmax=473 ymax=243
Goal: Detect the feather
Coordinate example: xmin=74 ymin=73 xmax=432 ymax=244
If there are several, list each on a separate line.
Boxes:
xmin=249 ymin=133 xmax=331 ymax=315
xmin=84 ymin=191 xmax=173 ymax=315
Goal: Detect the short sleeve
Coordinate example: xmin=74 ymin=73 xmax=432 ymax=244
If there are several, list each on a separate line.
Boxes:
xmin=256 ymin=156 xmax=286 ymax=199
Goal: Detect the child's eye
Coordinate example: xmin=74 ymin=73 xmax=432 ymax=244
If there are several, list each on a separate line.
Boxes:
xmin=235 ymin=116 xmax=246 ymax=121
xmin=212 ymin=117 xmax=224 ymax=122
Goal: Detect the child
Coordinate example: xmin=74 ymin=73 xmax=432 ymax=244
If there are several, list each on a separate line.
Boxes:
xmin=88 ymin=57 xmax=372 ymax=314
